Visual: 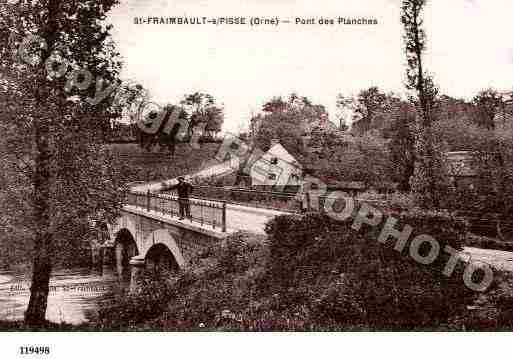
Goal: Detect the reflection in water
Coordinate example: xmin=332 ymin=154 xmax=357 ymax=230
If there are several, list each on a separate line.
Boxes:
xmin=0 ymin=266 xmax=126 ymax=325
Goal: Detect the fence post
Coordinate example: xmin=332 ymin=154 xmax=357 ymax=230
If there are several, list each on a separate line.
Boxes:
xmin=221 ymin=201 xmax=227 ymax=232
xmin=146 ymin=189 xmax=150 ymax=212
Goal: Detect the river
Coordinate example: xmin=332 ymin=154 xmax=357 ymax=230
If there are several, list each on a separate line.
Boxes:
xmin=0 ymin=267 xmax=125 ymax=325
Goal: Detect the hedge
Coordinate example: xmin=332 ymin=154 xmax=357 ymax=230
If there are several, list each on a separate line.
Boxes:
xmin=263 ymin=211 xmax=475 ymax=329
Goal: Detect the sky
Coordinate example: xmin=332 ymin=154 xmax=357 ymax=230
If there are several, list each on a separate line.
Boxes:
xmin=107 ymin=0 xmax=513 ymax=132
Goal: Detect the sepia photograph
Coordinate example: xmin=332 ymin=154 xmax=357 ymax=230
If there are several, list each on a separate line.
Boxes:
xmin=0 ymin=0 xmax=513 ymax=356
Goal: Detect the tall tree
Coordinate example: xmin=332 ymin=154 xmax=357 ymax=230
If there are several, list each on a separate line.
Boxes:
xmin=181 ymin=92 xmax=224 ymax=139
xmin=472 ymin=88 xmax=504 ymax=130
xmin=337 ymin=87 xmax=402 ymax=136
xmin=0 ymin=0 xmax=123 ymax=326
xmin=251 ymin=94 xmax=330 ymax=156
xmin=386 ymin=103 xmax=416 ymax=191
xmin=203 ymin=106 xmax=224 ymax=138
xmin=472 ymin=127 xmax=513 ymax=240
xmin=401 ymin=0 xmax=449 ymax=208
xmin=262 ymin=96 xmax=287 ymax=113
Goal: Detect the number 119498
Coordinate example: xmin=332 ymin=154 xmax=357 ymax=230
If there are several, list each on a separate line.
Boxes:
xmin=19 ymin=346 xmax=50 ymax=355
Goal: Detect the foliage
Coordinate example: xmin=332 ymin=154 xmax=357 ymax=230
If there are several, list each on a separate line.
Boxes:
xmin=99 ymin=232 xmax=270 ymax=330
xmin=251 ymin=93 xmax=331 ymax=155
xmin=110 ymin=81 xmax=149 ymax=124
xmin=0 ymin=0 xmax=125 ymax=325
xmin=472 ymin=89 xmax=505 ymax=130
xmin=472 ymin=128 xmax=513 ymax=240
xmin=385 ymin=103 xmax=416 ymax=190
xmin=252 ymin=111 xmax=305 ymax=157
xmin=97 ymin=270 xmax=176 ymax=330
xmin=135 ymin=104 xmax=189 ymax=153
xmin=401 ymin=0 xmax=452 ymax=209
xmin=181 ymin=92 xmax=224 ymax=138
xmin=337 ymin=87 xmax=403 ymax=136
xmin=357 ymin=191 xmax=416 ymax=212
xmin=121 ymin=91 xmax=223 ymax=153
xmin=263 ymin=212 xmax=473 ymax=329
xmin=409 ymin=123 xmax=453 ymax=208
xmin=446 ymin=272 xmax=513 ymax=331
xmin=304 ymin=129 xmax=391 ymax=188
xmin=110 ymin=142 xmax=222 ymax=184
xmin=435 ymin=115 xmax=492 ymax=152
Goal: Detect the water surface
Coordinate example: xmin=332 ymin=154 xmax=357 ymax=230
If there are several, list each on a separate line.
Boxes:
xmin=0 ymin=267 xmax=122 ymax=325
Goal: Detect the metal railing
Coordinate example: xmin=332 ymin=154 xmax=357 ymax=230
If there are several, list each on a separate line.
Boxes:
xmin=163 ymin=185 xmax=391 ymax=214
xmin=125 ymin=190 xmax=227 ymax=232
xmin=165 ymin=185 xmax=302 ymax=212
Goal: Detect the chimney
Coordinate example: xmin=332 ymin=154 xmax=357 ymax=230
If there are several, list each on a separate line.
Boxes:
xmin=270 ymin=138 xmax=280 ymax=147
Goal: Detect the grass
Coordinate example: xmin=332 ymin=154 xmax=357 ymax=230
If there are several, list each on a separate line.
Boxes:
xmin=107 ymin=142 xmax=222 ymax=183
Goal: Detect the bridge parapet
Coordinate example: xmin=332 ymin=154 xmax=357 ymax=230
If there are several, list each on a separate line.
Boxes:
xmin=126 ymin=190 xmax=227 ymax=232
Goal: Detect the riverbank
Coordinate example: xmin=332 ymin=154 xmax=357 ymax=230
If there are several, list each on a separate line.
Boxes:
xmin=4 ymin=217 xmax=513 ymax=332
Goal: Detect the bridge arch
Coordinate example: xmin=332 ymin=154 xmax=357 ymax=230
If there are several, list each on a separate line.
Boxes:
xmin=140 ymin=229 xmax=186 ymax=269
xmin=108 ymin=216 xmax=138 ymax=245
xmin=145 ymin=243 xmax=180 ymax=273
xmin=114 ymin=228 xmax=139 ymax=279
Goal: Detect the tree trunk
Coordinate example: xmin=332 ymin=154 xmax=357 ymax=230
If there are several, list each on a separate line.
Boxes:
xmin=496 ymin=218 xmax=505 ymax=241
xmin=24 ymin=0 xmax=62 ymax=327
xmin=399 ymin=162 xmax=414 ymax=192
xmin=25 ymin=255 xmax=52 ymax=326
xmin=25 ymin=117 xmax=53 ymax=327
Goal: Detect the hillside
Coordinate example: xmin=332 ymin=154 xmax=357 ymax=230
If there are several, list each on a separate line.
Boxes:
xmin=107 ymin=142 xmax=222 ymax=183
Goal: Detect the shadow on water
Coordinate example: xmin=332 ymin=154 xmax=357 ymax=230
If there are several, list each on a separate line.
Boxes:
xmin=0 ymin=265 xmax=130 ymax=325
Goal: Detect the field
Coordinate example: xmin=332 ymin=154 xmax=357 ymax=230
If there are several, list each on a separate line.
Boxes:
xmin=107 ymin=142 xmax=222 ymax=183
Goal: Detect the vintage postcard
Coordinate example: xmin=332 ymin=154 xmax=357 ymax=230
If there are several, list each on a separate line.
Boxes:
xmin=0 ymin=0 xmax=512 ymax=357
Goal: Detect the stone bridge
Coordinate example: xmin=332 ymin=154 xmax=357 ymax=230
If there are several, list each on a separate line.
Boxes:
xmin=96 ymin=189 xmax=284 ymax=291
xmin=98 ymin=202 xmax=230 ymax=290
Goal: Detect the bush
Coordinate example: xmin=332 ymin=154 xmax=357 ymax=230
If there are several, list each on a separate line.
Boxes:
xmin=216 ymin=232 xmax=266 ymax=274
xmin=97 ymin=270 xmax=176 ymax=330
xmin=263 ymin=211 xmax=475 ymax=329
xmin=143 ymin=232 xmax=269 ymax=330
xmin=396 ymin=208 xmax=467 ymax=250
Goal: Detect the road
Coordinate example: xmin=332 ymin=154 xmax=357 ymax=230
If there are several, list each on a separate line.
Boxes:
xmin=129 ymin=159 xmax=292 ymax=234
xmin=224 ymin=203 xmax=289 ymax=234
xmin=463 ymin=246 xmax=513 ymax=272
xmin=130 ymin=159 xmax=238 ymax=193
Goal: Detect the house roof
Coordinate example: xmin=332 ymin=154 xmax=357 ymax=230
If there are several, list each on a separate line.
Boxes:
xmin=266 ymin=143 xmax=301 ymax=165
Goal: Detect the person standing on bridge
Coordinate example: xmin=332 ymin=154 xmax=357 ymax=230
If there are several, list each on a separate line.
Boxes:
xmin=169 ymin=176 xmax=194 ymax=220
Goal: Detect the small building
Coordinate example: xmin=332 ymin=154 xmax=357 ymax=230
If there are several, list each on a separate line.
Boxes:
xmin=248 ymin=139 xmax=372 ymax=196
xmin=249 ymin=139 xmax=303 ymax=191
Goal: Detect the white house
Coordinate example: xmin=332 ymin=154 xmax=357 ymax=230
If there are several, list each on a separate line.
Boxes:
xmin=249 ymin=139 xmax=303 ymax=190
